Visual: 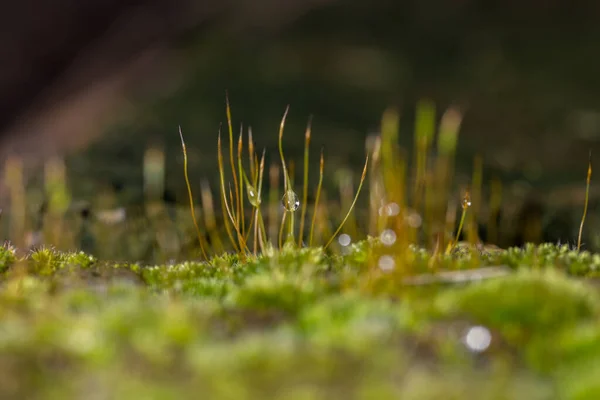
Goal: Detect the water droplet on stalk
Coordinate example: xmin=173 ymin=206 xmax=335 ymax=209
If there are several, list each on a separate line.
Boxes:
xmin=246 ymin=184 xmax=261 ymax=207
xmin=462 ymin=192 xmax=472 ymax=209
xmin=282 ymin=190 xmax=300 ymax=212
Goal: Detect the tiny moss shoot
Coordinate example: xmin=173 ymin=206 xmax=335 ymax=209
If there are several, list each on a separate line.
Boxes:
xmin=298 ymin=117 xmax=312 ymax=247
xmin=178 ymin=126 xmax=208 ymax=260
xmin=448 ymin=190 xmax=471 ymax=254
xmin=309 ymin=149 xmax=325 ymax=247
xmin=324 ymin=155 xmax=368 ymax=250
xmin=225 ymin=92 xmax=241 ymax=231
xmin=578 ymin=151 xmax=592 ymax=251
xmin=217 ymin=130 xmax=241 ymax=253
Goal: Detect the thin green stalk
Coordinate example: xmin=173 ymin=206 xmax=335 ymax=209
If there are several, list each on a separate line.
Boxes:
xmin=255 ymin=150 xmax=267 ymax=251
xmin=278 ymin=211 xmax=287 ymax=249
xmin=225 ymin=93 xmax=241 ymax=228
xmin=228 ymin=183 xmax=248 ymax=254
xmin=241 ymin=164 xmax=261 ymax=249
xmin=309 ymin=149 xmax=324 ymax=247
xmin=217 ymin=131 xmax=240 ymax=253
xmin=278 ymin=106 xmax=291 ymax=191
xmin=277 ymin=106 xmax=296 ymax=244
xmin=237 ymin=128 xmax=245 ymax=236
xmin=324 ymin=155 xmax=369 ymax=250
xmin=578 ymin=151 xmax=592 ymax=250
xmin=248 ymin=128 xmax=256 ymax=181
xmin=298 ymin=117 xmax=312 ymax=246
xmin=268 ymin=163 xmax=280 ymax=244
xmin=178 ymin=126 xmax=208 ymax=260
xmin=447 ymin=191 xmax=471 ymax=254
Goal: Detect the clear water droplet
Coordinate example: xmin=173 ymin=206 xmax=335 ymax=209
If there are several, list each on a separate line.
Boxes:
xmin=246 ymin=184 xmax=261 ymax=207
xmin=282 ymin=190 xmax=300 ymax=212
xmin=463 ymin=325 xmax=491 ymax=353
xmin=338 ymin=234 xmax=351 ymax=247
xmin=378 ymin=255 xmax=395 ymax=272
xmin=380 ymin=229 xmax=396 ymax=246
xmin=462 ymin=192 xmax=472 ymax=209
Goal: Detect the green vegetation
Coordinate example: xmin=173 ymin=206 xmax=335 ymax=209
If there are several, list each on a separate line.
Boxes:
xmin=0 ymin=243 xmax=599 ymax=398
xmin=0 ymin=98 xmax=599 ymax=398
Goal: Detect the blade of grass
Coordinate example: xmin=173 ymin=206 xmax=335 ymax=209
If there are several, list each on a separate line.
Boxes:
xmin=178 ymin=126 xmax=208 ymax=260
xmin=324 ymin=155 xmax=368 ymax=250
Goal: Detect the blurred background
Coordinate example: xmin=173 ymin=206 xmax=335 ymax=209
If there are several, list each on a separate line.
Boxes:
xmin=2 ymin=0 xmax=600 ymax=257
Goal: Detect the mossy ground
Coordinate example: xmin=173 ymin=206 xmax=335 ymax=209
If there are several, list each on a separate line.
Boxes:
xmin=0 ymin=241 xmax=599 ymax=399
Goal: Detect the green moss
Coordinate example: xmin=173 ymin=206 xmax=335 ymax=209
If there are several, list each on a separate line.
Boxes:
xmin=27 ymin=248 xmax=96 ymax=276
xmin=435 ymin=269 xmax=599 ymax=343
xmin=0 ymin=242 xmax=599 ymax=397
xmin=0 ymin=243 xmax=16 ymax=273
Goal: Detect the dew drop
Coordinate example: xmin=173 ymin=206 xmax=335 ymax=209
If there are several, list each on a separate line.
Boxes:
xmin=463 ymin=325 xmax=491 ymax=353
xmin=246 ymin=184 xmax=261 ymax=207
xmin=378 ymin=255 xmax=395 ymax=272
xmin=338 ymin=233 xmax=351 ymax=247
xmin=282 ymin=190 xmax=300 ymax=212
xmin=462 ymin=192 xmax=472 ymax=209
xmin=380 ymin=229 xmax=396 ymax=246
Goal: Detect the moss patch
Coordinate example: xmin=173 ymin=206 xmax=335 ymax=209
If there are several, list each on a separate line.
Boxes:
xmin=0 ymin=242 xmax=597 ymax=398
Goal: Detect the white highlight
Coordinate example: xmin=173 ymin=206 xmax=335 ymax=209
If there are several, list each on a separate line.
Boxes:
xmin=463 ymin=325 xmax=492 ymax=353
xmin=378 ymin=255 xmax=395 ymax=272
xmin=338 ymin=234 xmax=352 ymax=247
